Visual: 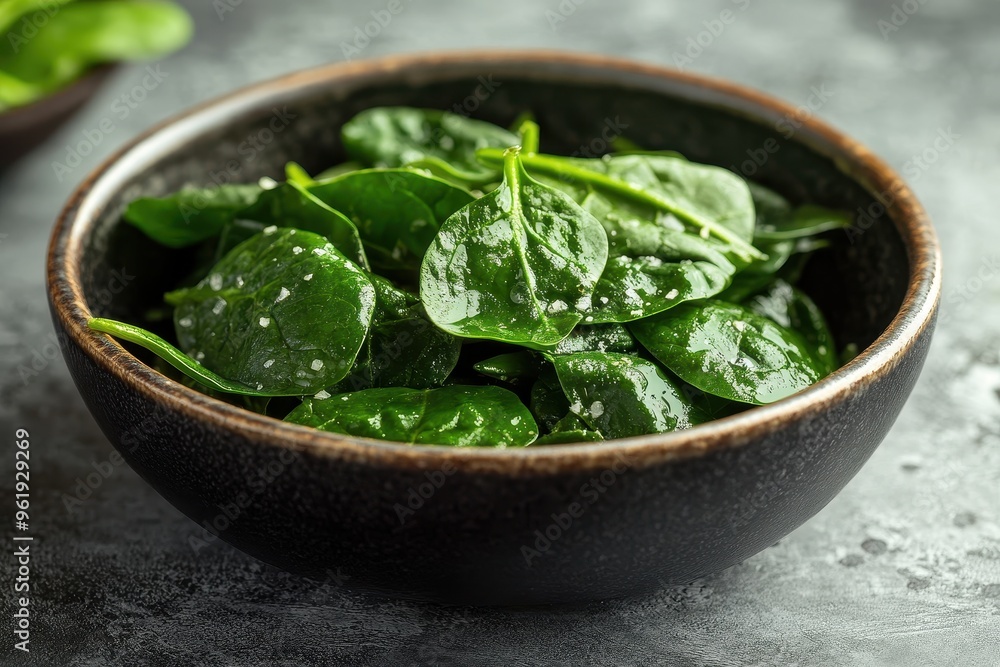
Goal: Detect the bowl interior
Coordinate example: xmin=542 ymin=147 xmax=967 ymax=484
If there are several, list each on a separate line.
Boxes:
xmin=75 ymin=62 xmax=909 ymax=407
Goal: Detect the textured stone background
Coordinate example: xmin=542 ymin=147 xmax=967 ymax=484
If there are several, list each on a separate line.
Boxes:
xmin=1 ymin=0 xmax=999 ymax=665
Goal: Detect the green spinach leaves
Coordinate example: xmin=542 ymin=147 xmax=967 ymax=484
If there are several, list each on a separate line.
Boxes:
xmin=285 ymin=386 xmax=536 ymax=447
xmin=91 ymin=106 xmax=850 ymax=446
xmin=420 ymin=148 xmax=608 ymax=347
xmin=165 ymin=228 xmax=375 ymax=395
xmin=0 ymin=0 xmax=191 ymax=110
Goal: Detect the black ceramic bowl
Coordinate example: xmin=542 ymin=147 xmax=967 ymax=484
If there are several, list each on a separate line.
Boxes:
xmin=47 ymin=51 xmax=940 ymax=605
xmin=0 ymin=65 xmax=116 ymax=170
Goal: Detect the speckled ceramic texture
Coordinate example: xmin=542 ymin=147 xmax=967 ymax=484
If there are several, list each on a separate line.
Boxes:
xmin=47 ymin=52 xmax=940 ymax=605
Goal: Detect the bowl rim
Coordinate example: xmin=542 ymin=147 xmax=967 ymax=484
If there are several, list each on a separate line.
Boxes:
xmin=47 ymin=49 xmax=941 ymax=474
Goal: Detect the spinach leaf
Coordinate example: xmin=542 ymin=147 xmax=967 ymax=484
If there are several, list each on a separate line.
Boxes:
xmin=534 ymin=412 xmax=604 ymax=445
xmin=529 ymin=372 xmax=569 ymax=433
xmin=608 ymin=136 xmax=687 ymax=159
xmin=165 ymin=228 xmax=376 ymax=395
xmin=748 ymin=183 xmax=852 ymax=242
xmin=747 ymin=181 xmax=792 ymax=227
xmin=308 ymin=169 xmax=474 ymax=272
xmin=754 ymin=205 xmax=852 ymax=242
xmin=342 ymin=107 xmax=518 ymax=186
xmin=477 ymin=149 xmax=763 ymax=262
xmin=746 ymin=280 xmax=838 ymax=374
xmin=535 ymin=430 xmax=604 ymax=445
xmin=546 ymin=323 xmax=637 ymax=355
xmin=337 ymin=275 xmax=461 ymax=390
xmin=420 ymin=148 xmax=609 ymax=347
xmin=235 ymin=180 xmax=368 ymax=267
xmin=88 ymin=317 xmax=282 ymax=396
xmin=473 ymin=351 xmax=541 ymax=383
xmin=0 ymin=0 xmax=73 ymax=35
xmin=0 ymin=0 xmax=191 ymax=108
xmin=629 ymin=300 xmax=824 ymax=405
xmin=716 ymin=239 xmax=795 ymax=303
xmin=550 ymin=352 xmax=706 ymax=438
xmin=284 ymin=385 xmax=537 ymax=447
xmin=124 ymin=184 xmax=262 ymax=249
xmin=582 ymin=191 xmax=736 ymax=322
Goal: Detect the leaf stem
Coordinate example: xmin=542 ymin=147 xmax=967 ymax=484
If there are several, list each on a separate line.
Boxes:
xmin=88 ymin=317 xmax=277 ymax=396
xmin=477 ymin=148 xmax=766 ymax=262
xmin=516 ymin=119 xmax=540 ymax=154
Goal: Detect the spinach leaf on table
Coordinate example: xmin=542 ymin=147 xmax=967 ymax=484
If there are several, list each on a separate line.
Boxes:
xmin=337 ymin=275 xmax=461 ymax=391
xmin=549 ymin=352 xmax=706 ymax=438
xmin=307 ymin=168 xmax=475 ymax=273
xmin=420 ymin=148 xmax=609 ymax=347
xmin=342 ymin=107 xmax=519 ymax=187
xmin=630 ymin=300 xmax=825 ymax=405
xmin=124 ymin=184 xmax=263 ymax=248
xmin=285 ymin=385 xmax=537 ymax=447
xmin=746 ymin=280 xmax=838 ymax=374
xmin=164 ymin=228 xmax=376 ymax=395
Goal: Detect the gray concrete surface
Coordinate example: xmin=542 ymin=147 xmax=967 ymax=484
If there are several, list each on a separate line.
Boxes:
xmin=1 ymin=0 xmax=998 ymax=664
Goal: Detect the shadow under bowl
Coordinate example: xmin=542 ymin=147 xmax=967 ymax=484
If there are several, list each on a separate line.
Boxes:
xmin=47 ymin=51 xmax=940 ymax=605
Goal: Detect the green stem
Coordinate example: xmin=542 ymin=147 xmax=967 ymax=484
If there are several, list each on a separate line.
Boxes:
xmin=88 ymin=317 xmax=277 ymax=396
xmin=477 ymin=148 xmax=765 ymax=262
xmin=516 ymin=119 xmax=540 ymax=154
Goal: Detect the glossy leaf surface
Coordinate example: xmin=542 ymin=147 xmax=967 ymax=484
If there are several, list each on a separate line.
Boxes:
xmin=285 ymin=385 xmax=537 ymax=447
xmin=550 ymin=352 xmax=706 ymax=438
xmin=421 ymin=149 xmax=608 ymax=346
xmin=166 ymin=228 xmax=375 ymax=395
xmin=630 ymin=300 xmax=824 ymax=405
xmin=124 ymin=184 xmax=262 ymax=249
xmin=308 ymin=168 xmax=474 ymax=272
xmin=342 ymin=106 xmax=518 ymax=185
